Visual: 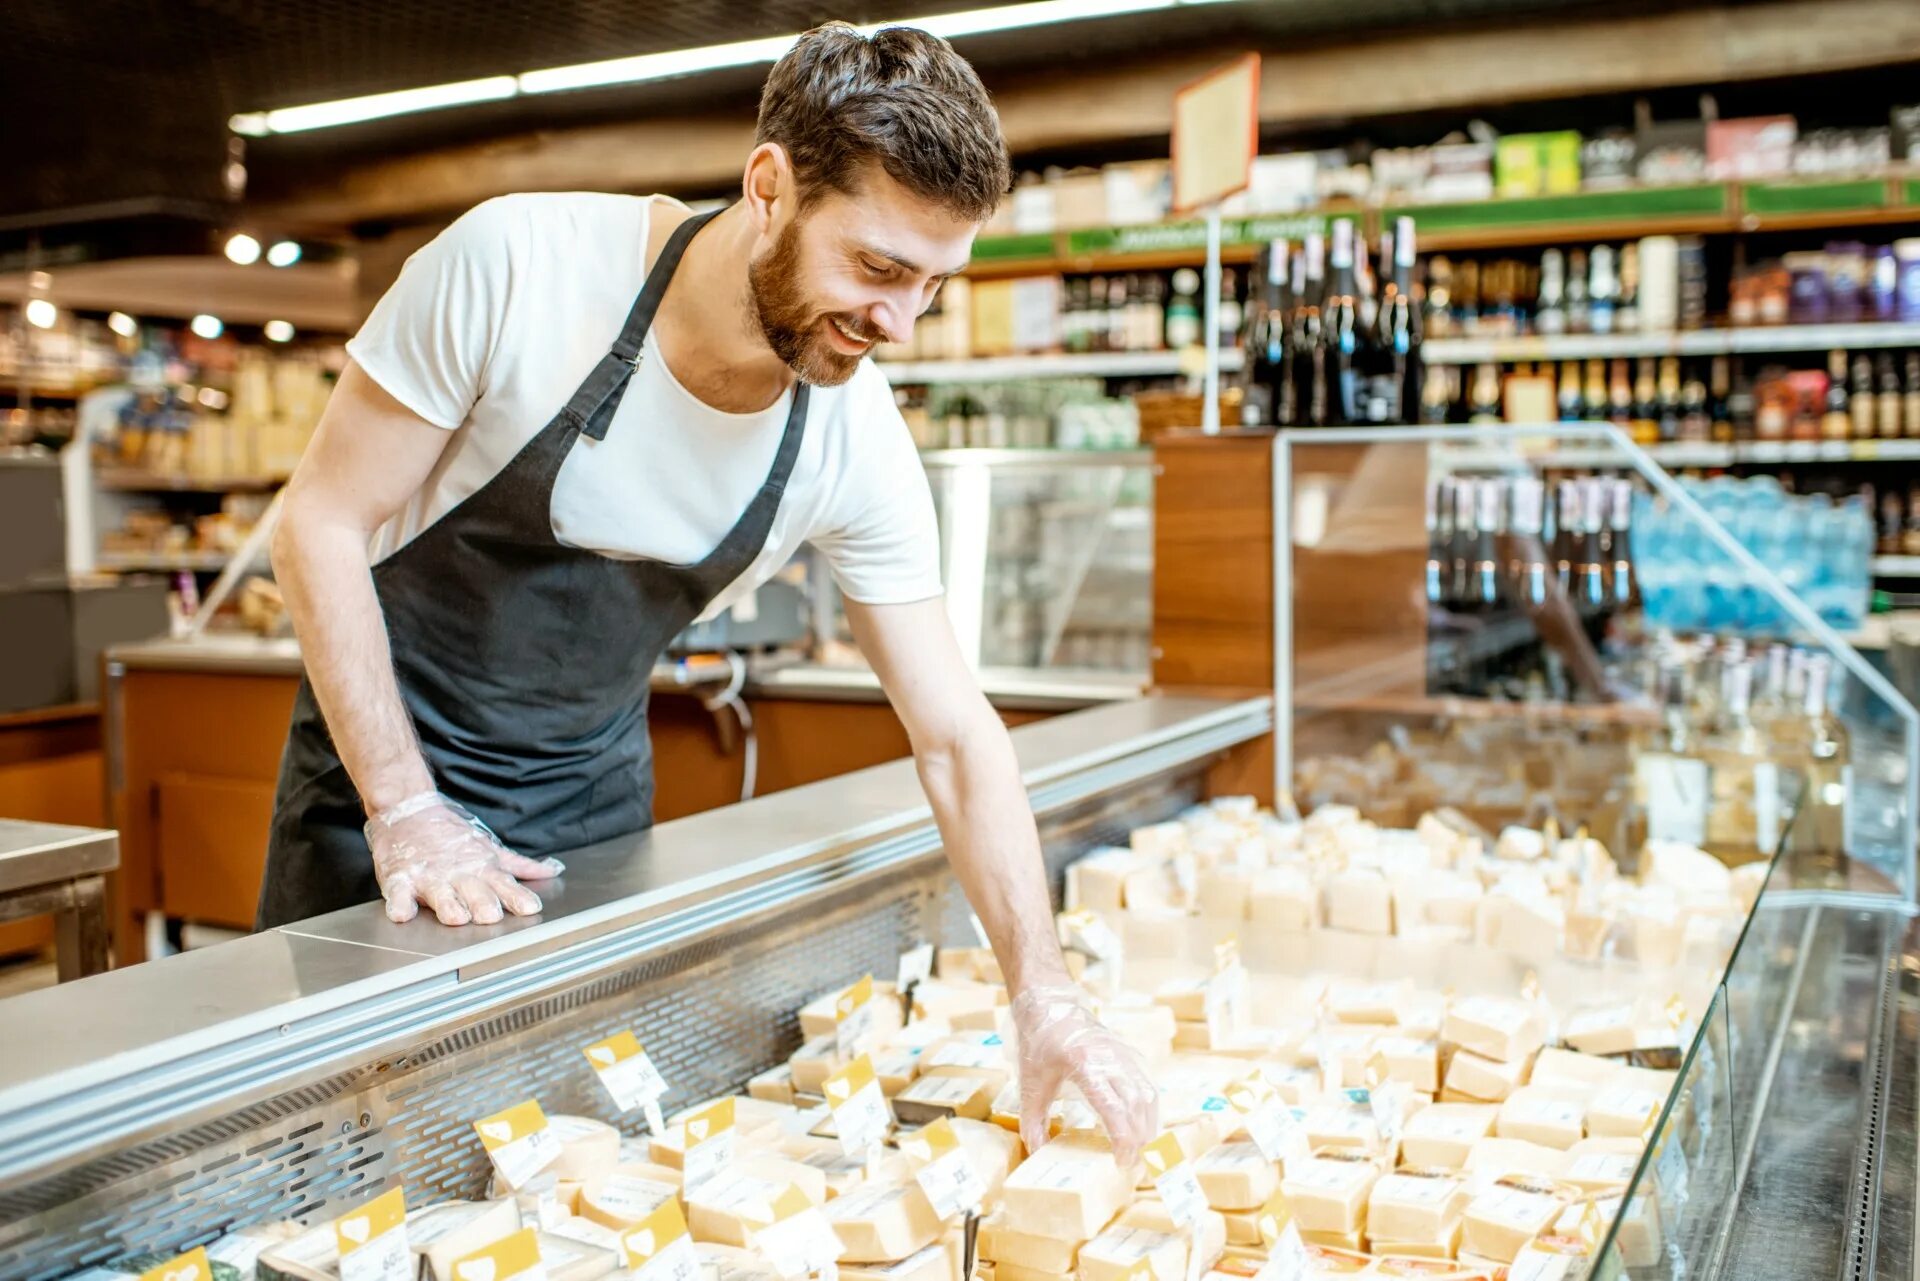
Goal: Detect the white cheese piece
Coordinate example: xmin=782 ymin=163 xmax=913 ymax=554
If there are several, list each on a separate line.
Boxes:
xmin=1068 ymin=848 xmax=1147 ymax=912
xmin=978 ymin=1211 xmax=1081 ymax=1272
xmin=1324 ymin=981 xmax=1408 ymax=1025
xmin=534 ymin=1231 xmax=622 ymax=1281
xmin=1562 ymin=1004 xmax=1639 ymax=1057
xmin=1303 ymin=1102 xmax=1385 ymax=1157
xmin=1001 ymin=1136 xmax=1133 ymax=1240
xmin=1132 ymin=821 xmax=1189 ymax=860
xmin=1528 ymin=1047 xmax=1625 ymax=1091
xmin=687 ymin=1170 xmax=789 ymax=1247
xmin=1366 ymin=1168 xmax=1469 ymax=1245
xmin=1441 ymin=997 xmax=1546 ymax=1065
xmin=1279 ymin=1154 xmax=1381 ymax=1234
xmin=1444 ymin=1049 xmax=1533 ymax=1103
xmin=750 ymin=1064 xmax=798 ymax=1104
xmin=409 ymin=1200 xmax=524 ymax=1281
xmin=1079 ymin=1225 xmax=1187 ymax=1281
xmin=1398 ymin=1103 xmax=1498 ymax=1169
xmin=825 ymin=1179 xmax=947 ymax=1262
xmin=1461 ymin=1176 xmax=1569 ymax=1263
xmin=1586 ymin=1085 xmax=1665 ymax=1138
xmin=1248 ymin=868 xmax=1320 ymax=932
xmin=579 ymin=1164 xmax=681 ymax=1230
xmin=1461 ymin=1138 xmax=1570 ymax=1185
xmin=1325 ymin=869 xmax=1394 ymax=935
xmin=1123 ymin=908 xmax=1189 ymax=959
xmin=547 ymin=1114 xmax=623 ymax=1183
xmin=1367 ymin=1220 xmax=1465 ymax=1262
xmin=1194 ymin=1140 xmax=1278 ymax=1210
xmin=1374 ymin=1036 xmax=1441 ymax=1093
xmin=1495 ymin=1088 xmax=1588 ymax=1150
xmin=1196 ymin=869 xmax=1253 ymax=920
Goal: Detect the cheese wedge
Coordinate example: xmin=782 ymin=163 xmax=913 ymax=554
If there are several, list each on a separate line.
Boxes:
xmin=687 ymin=1170 xmax=790 ymax=1247
xmin=894 ymin=1068 xmax=999 ymax=1124
xmin=1366 ymin=1169 xmax=1469 ymax=1245
xmin=1079 ymin=1225 xmax=1187 ymax=1281
xmin=409 ymin=1200 xmax=524 ymax=1281
xmin=749 ymin=1064 xmax=798 ymax=1104
xmin=1398 ymin=1104 xmax=1497 ymax=1169
xmin=1441 ymin=998 xmax=1545 ymax=1065
xmin=547 ymin=1114 xmax=623 ymax=1183
xmin=978 ymin=1211 xmax=1081 ymax=1273
xmin=1444 ymin=1049 xmax=1532 ymax=1103
xmin=800 ymin=986 xmax=906 ymax=1041
xmin=1280 ymin=1154 xmax=1381 ymax=1234
xmin=579 ymin=1164 xmax=682 ymax=1230
xmin=534 ymin=1230 xmax=622 ymax=1281
xmin=1001 ymin=1136 xmax=1134 ymax=1240
xmin=911 ymin=981 xmax=1005 ymax=1026
xmin=1194 ymin=1141 xmax=1278 ymax=1210
xmin=825 ymin=1179 xmax=947 ymax=1262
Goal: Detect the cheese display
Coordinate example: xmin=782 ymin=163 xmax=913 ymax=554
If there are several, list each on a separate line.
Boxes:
xmin=101 ymin=794 xmax=1746 ymax=1281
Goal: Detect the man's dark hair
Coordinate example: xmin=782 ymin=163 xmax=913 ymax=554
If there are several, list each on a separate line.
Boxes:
xmin=756 ymin=23 xmax=1011 ymax=222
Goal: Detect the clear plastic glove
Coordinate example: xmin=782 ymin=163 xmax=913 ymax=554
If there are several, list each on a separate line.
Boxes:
xmin=364 ymin=792 xmax=563 ymax=926
xmin=1012 ymin=984 xmax=1158 ymax=1165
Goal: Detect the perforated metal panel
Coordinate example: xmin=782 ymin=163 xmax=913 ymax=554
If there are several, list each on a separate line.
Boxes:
xmin=0 ymin=767 xmax=1199 ymax=1278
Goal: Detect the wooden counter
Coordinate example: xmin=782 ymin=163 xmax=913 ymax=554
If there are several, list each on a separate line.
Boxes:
xmin=0 ymin=703 xmax=105 ymax=955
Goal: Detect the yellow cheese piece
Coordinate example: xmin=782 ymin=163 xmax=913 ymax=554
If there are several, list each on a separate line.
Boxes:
xmin=1444 ymin=1049 xmax=1532 ymax=1103
xmin=1586 ymin=1084 xmax=1666 ymax=1138
xmin=579 ymin=1163 xmax=681 ymax=1230
xmin=1248 ymin=868 xmax=1319 ymax=931
xmin=1441 ymin=997 xmax=1545 ymax=1065
xmin=993 ymin=1265 xmax=1072 ymax=1281
xmin=1462 ymin=1138 xmax=1570 ymax=1184
xmin=825 ymin=1179 xmax=946 ymax=1262
xmin=1475 ymin=891 xmax=1565 ymax=957
xmin=1153 ymin=980 xmax=1211 ymax=1023
xmin=1303 ymin=1102 xmax=1385 ymax=1157
xmin=1325 ymin=869 xmax=1394 ymax=934
xmin=1132 ymin=821 xmax=1189 ymax=860
xmin=1495 ymin=1088 xmax=1588 ymax=1150
xmin=977 ymin=1211 xmax=1081 ymax=1272
xmin=409 ymin=1200 xmax=525 ymax=1281
xmin=533 ymin=1231 xmax=622 ymax=1281
xmin=1562 ymin=1137 xmax=1644 ymax=1193
xmin=1461 ymin=1176 xmax=1570 ymax=1263
xmin=911 ymin=981 xmax=1005 ymax=1026
xmin=945 ymin=1117 xmax=1024 ymax=1198
xmin=1218 ymin=1210 xmax=1261 ymax=1247
xmin=697 ymin=1243 xmax=782 ymax=1281
xmin=749 ymin=1064 xmax=798 ymax=1104
xmin=1123 ymin=907 xmax=1190 ymax=959
xmin=1562 ymin=1004 xmax=1638 ymax=1057
xmin=1366 ymin=1169 xmax=1469 ymax=1245
xmin=1528 ymin=1048 xmax=1623 ymax=1092
xmin=1193 ymin=1141 xmax=1278 ymax=1211
xmin=1079 ymin=1225 xmax=1187 ymax=1281
xmin=1398 ymin=1104 xmax=1497 ymax=1169
xmin=1368 ymin=1218 xmax=1465 ymax=1262
xmin=1002 ymin=1136 xmax=1133 ymax=1240
xmin=894 ymin=1068 xmax=999 ymax=1123
xmin=1280 ymin=1154 xmax=1381 ymax=1234
xmin=1373 ymin=1036 xmax=1441 ymax=1094
xmin=1298 ymin=1227 xmax=1366 ymax=1253
xmin=1103 ymin=1004 xmax=1179 ymax=1065
xmin=1197 ymin=870 xmax=1253 ymax=920
xmin=790 ymin=1037 xmax=848 ymax=1098
xmin=687 ymin=1170 xmax=790 ymax=1247
xmin=542 ymin=1114 xmax=622 ymax=1183
xmin=1324 ymin=982 xmax=1408 ymax=1025
xmin=1118 ymin=1201 xmax=1226 ymax=1275
xmin=1068 ymin=848 xmax=1148 ymax=912
xmin=840 ymin=1241 xmax=955 ymax=1281
xmin=782 ymin=1140 xmax=913 ymax=1199
xmin=801 ymin=985 xmax=905 ymax=1041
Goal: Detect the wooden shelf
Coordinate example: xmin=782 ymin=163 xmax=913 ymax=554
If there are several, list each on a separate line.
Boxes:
xmin=96 ymin=470 xmax=285 ymax=493
xmin=1423 ymin=322 xmax=1920 ymax=365
xmin=879 ymin=349 xmax=1242 ymax=383
xmin=1295 ymin=691 xmax=1660 ymax=727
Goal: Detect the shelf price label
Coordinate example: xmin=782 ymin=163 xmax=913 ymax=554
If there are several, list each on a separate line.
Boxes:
xmin=1142 ymin=1131 xmax=1207 ymax=1229
xmin=823 ymin=1055 xmax=893 ymax=1157
xmin=750 ymin=1184 xmax=844 ymax=1281
xmin=896 ymin=943 xmax=936 ymax=996
xmin=1205 ymin=936 xmax=1247 ymax=1045
xmin=474 ymin=1100 xmax=561 ymax=1191
xmin=903 ymin=1117 xmax=988 ymax=1219
xmin=835 ymin=975 xmax=879 ymax=1060
xmin=451 ymin=1226 xmax=545 ymax=1281
xmin=138 ymin=1248 xmax=213 ymax=1281
xmin=584 ymin=1030 xmax=670 ymax=1133
xmin=1226 ymin=1075 xmax=1308 ymax=1164
xmin=1256 ymin=1189 xmax=1309 ymax=1281
xmin=619 ymin=1197 xmax=702 ymax=1281
xmin=335 ymin=1186 xmax=410 ymax=1281
xmin=681 ymin=1097 xmax=738 ymax=1190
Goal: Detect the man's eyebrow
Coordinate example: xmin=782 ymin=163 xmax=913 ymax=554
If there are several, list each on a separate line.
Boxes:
xmin=860 ymin=243 xmax=970 ymax=278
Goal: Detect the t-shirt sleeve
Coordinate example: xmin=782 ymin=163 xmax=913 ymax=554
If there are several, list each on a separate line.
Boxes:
xmin=343 ymin=196 xmax=521 ymax=430
xmin=811 ymin=373 xmax=944 ymax=606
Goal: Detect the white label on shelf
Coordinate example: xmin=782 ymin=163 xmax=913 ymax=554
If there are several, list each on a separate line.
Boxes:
xmin=1638 ymin=754 xmax=1709 ymax=847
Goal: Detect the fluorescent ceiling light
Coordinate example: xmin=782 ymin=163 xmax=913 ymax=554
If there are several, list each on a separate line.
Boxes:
xmin=25 ymin=299 xmax=57 ymax=330
xmin=108 ymin=311 xmax=139 ymax=338
xmin=224 ymin=233 xmax=262 ymax=265
xmin=190 ymin=314 xmax=225 ymax=340
xmin=265 ymin=320 xmax=296 ymax=343
xmin=235 ymin=1 xmax=1240 ymax=132
xmin=267 ymin=240 xmax=303 ymax=268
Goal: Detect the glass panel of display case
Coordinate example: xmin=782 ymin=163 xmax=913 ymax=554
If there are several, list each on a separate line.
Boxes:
xmin=1273 ymin=423 xmax=1918 ymax=904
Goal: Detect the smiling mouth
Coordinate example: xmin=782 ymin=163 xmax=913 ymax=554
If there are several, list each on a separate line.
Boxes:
xmin=828 ymin=315 xmax=874 ymax=349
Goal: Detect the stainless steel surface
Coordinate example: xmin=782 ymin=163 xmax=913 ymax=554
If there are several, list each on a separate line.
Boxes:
xmin=917 ymin=448 xmax=1153 ymax=470
xmin=0 ymin=820 xmax=118 ymax=893
xmin=0 ymin=696 xmax=1254 ymax=1277
xmin=749 ymin=662 xmax=1145 ymax=709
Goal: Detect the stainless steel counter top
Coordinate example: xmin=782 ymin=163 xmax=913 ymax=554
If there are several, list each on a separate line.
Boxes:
xmin=0 ymin=819 xmax=118 ymax=894
xmin=106 ymin=636 xmax=1143 ymax=709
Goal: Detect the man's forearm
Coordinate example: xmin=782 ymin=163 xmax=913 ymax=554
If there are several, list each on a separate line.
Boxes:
xmin=914 ymin=706 xmax=1072 ymax=994
xmin=272 ymin=509 xmax=433 ymax=814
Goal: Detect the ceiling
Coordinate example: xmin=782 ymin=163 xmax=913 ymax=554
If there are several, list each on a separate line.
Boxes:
xmin=0 ymin=257 xmax=357 ymax=330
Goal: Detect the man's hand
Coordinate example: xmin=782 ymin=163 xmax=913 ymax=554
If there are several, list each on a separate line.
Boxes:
xmin=1012 ymin=985 xmax=1158 ymax=1165
xmin=365 ymin=792 xmax=563 ymax=925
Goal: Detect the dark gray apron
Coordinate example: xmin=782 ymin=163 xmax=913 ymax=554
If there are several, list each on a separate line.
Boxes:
xmin=257 ymin=207 xmax=808 ymax=930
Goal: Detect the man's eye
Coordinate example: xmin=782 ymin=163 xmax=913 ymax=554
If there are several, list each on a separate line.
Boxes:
xmin=862 ymin=259 xmax=895 ymax=278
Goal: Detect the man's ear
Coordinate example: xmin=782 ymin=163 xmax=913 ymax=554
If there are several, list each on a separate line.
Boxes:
xmin=742 ymin=142 xmax=796 ymax=237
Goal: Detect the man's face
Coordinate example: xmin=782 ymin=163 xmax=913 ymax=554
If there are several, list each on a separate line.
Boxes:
xmin=747 ymin=169 xmax=978 ymax=386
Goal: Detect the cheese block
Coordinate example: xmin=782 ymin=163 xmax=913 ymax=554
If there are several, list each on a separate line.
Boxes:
xmin=1562 ymin=1004 xmax=1638 ymax=1057
xmin=1193 ymin=1141 xmax=1278 ymax=1210
xmin=1303 ymin=1102 xmax=1385 ymax=1157
xmin=687 ymin=1170 xmax=791 ymax=1247
xmin=1325 ymin=982 xmax=1409 ymax=1025
xmin=1398 ymin=1104 xmax=1497 ymax=1169
xmin=1562 ymin=1137 xmax=1644 ymax=1193
xmin=1475 ymin=890 xmax=1565 ymax=957
xmin=1586 ymin=1084 xmax=1666 ymax=1138
xmin=1316 ymin=1028 xmax=1383 ymax=1089
xmin=1115 ymin=1201 xmax=1226 ymax=1273
xmin=1297 ymin=1227 xmax=1366 ymax=1253
xmin=1132 ymin=820 xmax=1189 ymax=860
xmin=750 ymin=1064 xmax=798 ymax=1104
xmin=1197 ymin=870 xmax=1253 ymax=920
xmin=1124 ymin=863 xmax=1183 ymax=912
xmin=738 ymin=1155 xmax=829 ymax=1205
xmin=1461 ymin=1175 xmax=1570 ymax=1263
xmin=825 ymin=1179 xmax=947 ymax=1262
xmin=945 ymin=1117 xmax=1025 ymax=1197
xmin=1079 ymin=1225 xmax=1187 ymax=1281
xmin=1444 ymin=1049 xmax=1532 ymax=1103
xmin=785 ymin=1141 xmax=914 ymax=1198
xmin=1368 ymin=1219 xmax=1464 ymax=1263
xmin=993 ymin=1265 xmax=1073 ymax=1281
xmin=1068 ymin=848 xmax=1147 ymax=912
xmin=579 ymin=1163 xmax=682 ymax=1230
xmin=1218 ymin=1210 xmax=1261 ymax=1248
xmin=699 ymin=1243 xmax=783 ymax=1281
xmin=791 ymin=1036 xmax=848 ymax=1096
xmin=1280 ymin=1153 xmax=1381 ymax=1234
xmin=894 ymin=1068 xmax=999 ymax=1123
xmin=801 ymin=985 xmax=906 ymax=1040
xmin=1373 ymin=1036 xmax=1441 ymax=1094
xmin=547 ymin=1114 xmax=623 ymax=1183
xmin=977 ymin=1211 xmax=1081 ymax=1273
xmin=1248 ymin=868 xmax=1319 ymax=932
xmin=869 ymin=1047 xmax=927 ymax=1097
xmin=1441 ymin=997 xmax=1545 ymax=1065
xmin=1462 ymin=1138 xmax=1570 ymax=1185
xmin=534 ymin=1231 xmax=622 ymax=1281
xmin=911 ymin=981 xmax=1005 ymax=1026
xmin=1124 ymin=907 xmax=1191 ymax=958
xmin=840 ymin=1242 xmax=955 ymax=1281
xmin=257 ymin=1223 xmax=339 ymax=1281
xmin=1001 ymin=1136 xmax=1134 ymax=1240
xmin=1495 ymin=1088 xmax=1587 ymax=1150
xmin=409 ymin=1200 xmax=525 ymax=1281
xmin=1325 ymin=869 xmax=1394 ymax=934
xmin=1366 ymin=1169 xmax=1469 ymax=1244
xmin=1528 ymin=1048 xmax=1623 ymax=1092
xmin=920 ymin=1031 xmax=1012 ymax=1075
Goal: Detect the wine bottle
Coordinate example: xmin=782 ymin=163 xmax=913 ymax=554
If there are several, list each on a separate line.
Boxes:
xmin=1322 ymin=220 xmax=1364 ymax=425
xmin=1536 ymin=250 xmax=1567 ymax=336
xmin=1367 ymin=218 xmax=1420 ymax=425
xmin=1822 ymin=350 xmax=1853 ymax=441
xmin=1877 ymin=353 xmax=1902 ymax=439
xmin=1293 ymin=235 xmax=1326 ymax=426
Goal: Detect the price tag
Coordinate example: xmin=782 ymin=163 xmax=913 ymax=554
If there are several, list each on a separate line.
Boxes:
xmin=584 ymin=1031 xmax=669 ymax=1127
xmin=897 ymin=944 xmax=935 ymax=995
xmin=1256 ymin=1190 xmax=1309 ymax=1280
xmin=835 ymin=975 xmax=879 ymax=1060
xmin=1226 ymin=1076 xmax=1308 ymax=1164
xmin=451 ymin=1226 xmax=545 ymax=1281
xmin=474 ymin=1100 xmax=561 ymax=1191
xmin=138 ymin=1249 xmax=212 ymax=1281
xmin=903 ymin=1117 xmax=988 ymax=1218
xmin=750 ymin=1185 xmax=844 ymax=1280
xmin=1654 ymin=1133 xmax=1690 ymax=1207
xmin=335 ymin=1186 xmax=410 ymax=1281
xmin=681 ymin=1097 xmax=738 ymax=1190
xmin=619 ymin=1197 xmax=702 ymax=1281
xmin=1142 ymin=1131 xmax=1207 ymax=1229
xmin=1368 ymin=1081 xmax=1409 ymax=1144
xmin=823 ymin=1056 xmax=893 ymax=1156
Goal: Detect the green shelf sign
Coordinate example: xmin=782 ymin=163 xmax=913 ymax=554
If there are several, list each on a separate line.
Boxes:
xmin=1386 ymin=184 xmax=1729 ymax=235
xmin=1064 ymin=212 xmax=1354 ymax=258
xmin=970 ymin=232 xmax=1057 ymax=263
xmin=1903 ymin=178 xmax=1920 ymax=208
xmin=1742 ymin=178 xmax=1887 ymax=217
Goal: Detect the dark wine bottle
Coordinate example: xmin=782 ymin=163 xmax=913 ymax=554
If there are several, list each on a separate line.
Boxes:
xmin=1322 ymin=221 xmax=1363 ymax=425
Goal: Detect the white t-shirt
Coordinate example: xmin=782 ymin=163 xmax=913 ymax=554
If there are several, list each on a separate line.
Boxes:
xmin=346 ymin=191 xmax=941 ymax=618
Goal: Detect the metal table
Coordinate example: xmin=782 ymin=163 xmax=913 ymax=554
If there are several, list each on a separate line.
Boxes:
xmin=0 ymin=819 xmax=117 ymax=981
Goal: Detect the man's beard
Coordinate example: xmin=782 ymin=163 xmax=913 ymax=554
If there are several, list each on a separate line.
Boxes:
xmin=747 ymin=218 xmax=878 ymax=387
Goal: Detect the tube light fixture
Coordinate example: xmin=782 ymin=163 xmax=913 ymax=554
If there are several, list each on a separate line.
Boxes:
xmin=264 ymin=320 xmax=296 ymax=343
xmin=108 ymin=311 xmax=139 ymax=338
xmin=224 ymin=233 xmax=262 ymax=266
xmin=190 ymin=314 xmax=225 ymax=340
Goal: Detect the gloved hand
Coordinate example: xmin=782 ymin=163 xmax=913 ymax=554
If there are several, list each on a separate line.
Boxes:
xmin=1012 ymin=984 xmax=1158 ymax=1166
xmin=364 ymin=792 xmax=563 ymax=926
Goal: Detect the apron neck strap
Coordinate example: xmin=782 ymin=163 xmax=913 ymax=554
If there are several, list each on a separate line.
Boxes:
xmin=610 ymin=204 xmax=725 ymax=364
